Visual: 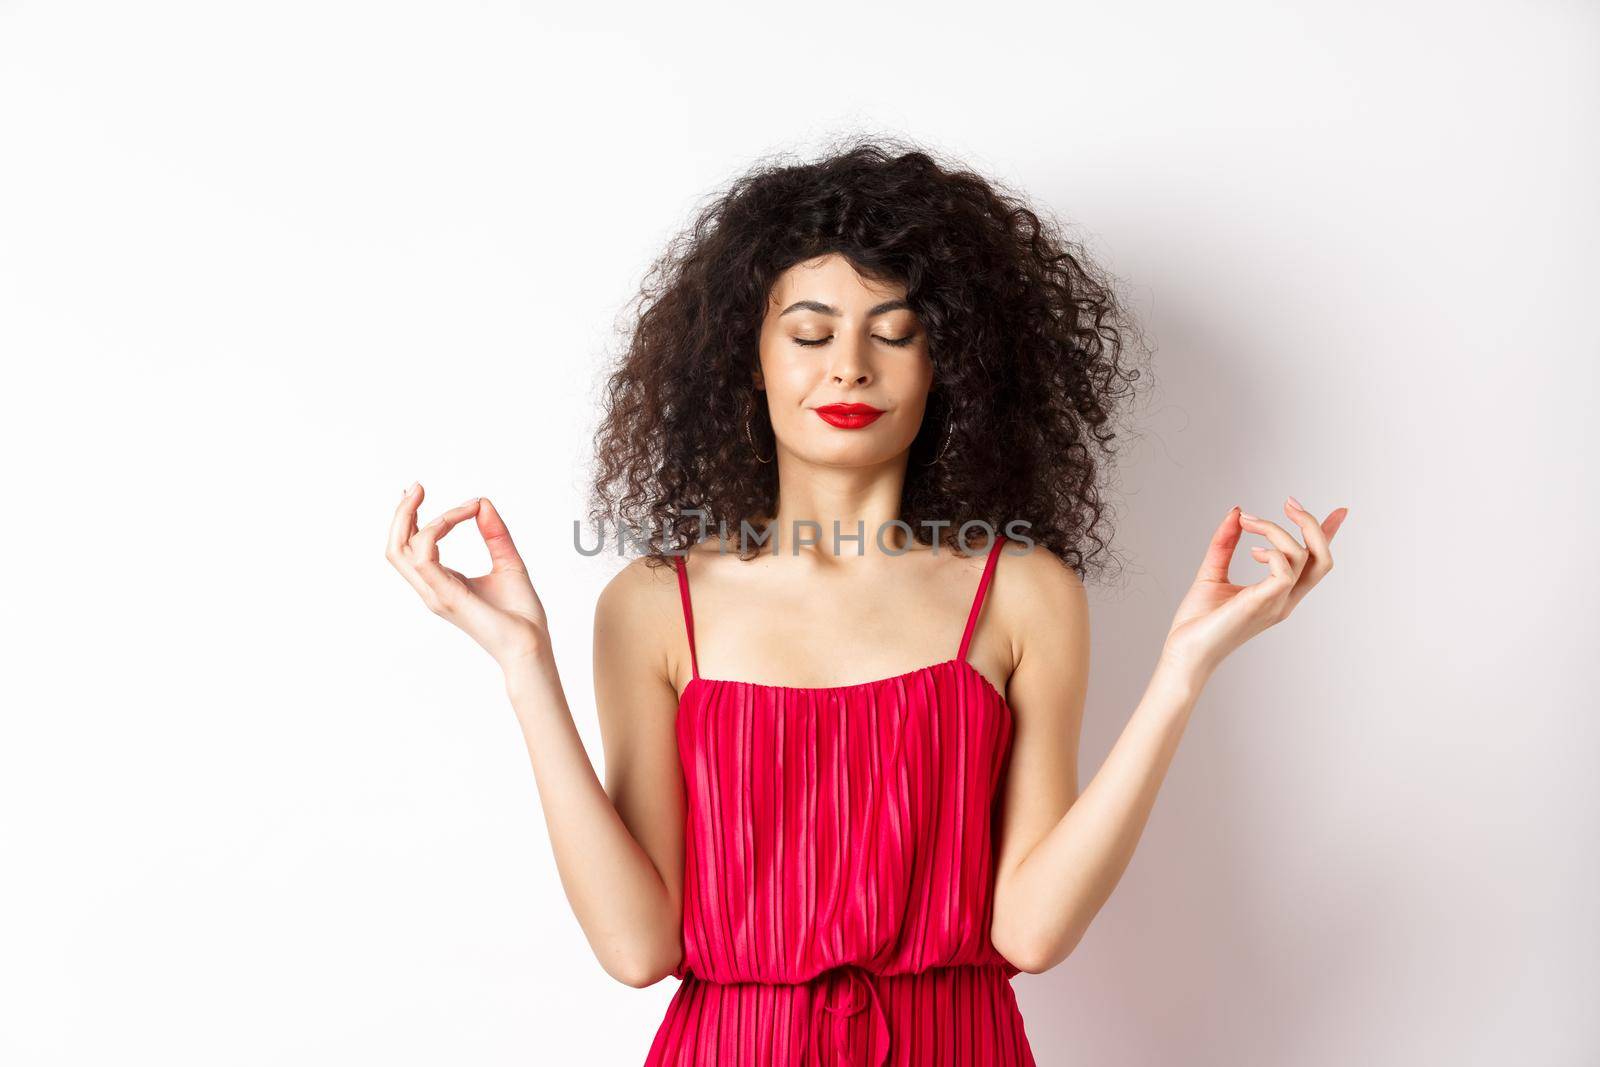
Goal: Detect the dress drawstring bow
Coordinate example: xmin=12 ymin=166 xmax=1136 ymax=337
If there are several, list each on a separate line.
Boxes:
xmin=810 ymin=963 xmax=890 ymax=1067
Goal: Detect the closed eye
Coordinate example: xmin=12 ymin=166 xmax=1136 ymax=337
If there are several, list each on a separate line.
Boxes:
xmin=793 ymin=335 xmax=917 ymax=348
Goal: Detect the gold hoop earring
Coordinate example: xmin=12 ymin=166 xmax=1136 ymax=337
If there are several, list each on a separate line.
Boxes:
xmin=745 ymin=400 xmax=773 ymax=464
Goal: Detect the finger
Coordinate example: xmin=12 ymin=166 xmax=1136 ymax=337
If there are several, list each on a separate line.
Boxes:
xmin=411 ymin=554 xmax=467 ymax=612
xmin=476 ymin=497 xmax=529 ymax=575
xmin=411 ymin=551 xmax=503 ymax=633
xmin=1249 ymin=542 xmax=1292 ymax=578
xmin=386 ymin=484 xmax=441 ymax=607
xmin=1283 ymin=495 xmax=1333 ymax=573
xmin=391 ymin=554 xmax=438 ymax=607
xmin=1323 ymin=506 xmax=1349 ymax=543
xmin=1282 ymin=497 xmax=1335 ymax=606
xmin=409 ymin=497 xmax=483 ymax=562
xmin=1238 ymin=511 xmax=1308 ymax=578
xmin=405 ymin=499 xmax=483 ymax=613
xmin=1248 ymin=545 xmax=1285 ymax=587
xmin=383 ymin=485 xmax=471 ymax=614
xmin=387 ymin=481 xmax=422 ymax=560
xmin=1242 ymin=540 xmax=1296 ymax=608
xmin=1194 ymin=505 xmax=1243 ymax=583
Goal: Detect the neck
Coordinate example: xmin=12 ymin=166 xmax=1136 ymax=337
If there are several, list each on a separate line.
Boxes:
xmin=759 ymin=447 xmax=915 ymax=560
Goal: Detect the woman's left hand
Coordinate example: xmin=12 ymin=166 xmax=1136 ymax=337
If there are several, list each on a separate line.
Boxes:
xmin=1160 ymin=496 xmax=1349 ymax=685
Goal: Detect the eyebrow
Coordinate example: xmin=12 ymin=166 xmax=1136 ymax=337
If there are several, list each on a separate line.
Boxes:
xmin=778 ymin=298 xmax=912 ymax=318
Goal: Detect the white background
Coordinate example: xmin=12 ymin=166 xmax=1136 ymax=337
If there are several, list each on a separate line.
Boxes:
xmin=2 ymin=2 xmax=1595 ymax=1064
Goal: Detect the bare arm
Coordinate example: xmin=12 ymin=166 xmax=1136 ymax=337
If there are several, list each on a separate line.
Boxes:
xmin=502 ymin=624 xmax=683 ymax=987
xmin=991 ymin=600 xmax=1201 ymax=972
xmin=990 ymin=498 xmax=1347 ymax=973
xmin=385 ymin=485 xmax=684 ymax=988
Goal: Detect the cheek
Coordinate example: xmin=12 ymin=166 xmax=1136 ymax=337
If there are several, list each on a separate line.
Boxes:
xmin=760 ymin=350 xmax=821 ymax=407
xmin=888 ymin=355 xmax=935 ymax=412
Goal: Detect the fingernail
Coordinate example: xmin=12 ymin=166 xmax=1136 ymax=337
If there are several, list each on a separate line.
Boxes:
xmin=1286 ymin=495 xmax=1305 ymax=511
xmin=1240 ymin=511 xmax=1259 ymax=521
xmin=461 ymin=496 xmax=479 ymax=507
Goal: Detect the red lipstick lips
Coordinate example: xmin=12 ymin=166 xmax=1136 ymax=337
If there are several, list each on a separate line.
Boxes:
xmin=814 ymin=403 xmax=885 ymax=429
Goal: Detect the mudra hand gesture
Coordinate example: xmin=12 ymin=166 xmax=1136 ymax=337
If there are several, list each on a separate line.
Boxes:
xmin=386 ymin=482 xmax=547 ymax=666
xmin=1161 ymin=496 xmax=1349 ymax=683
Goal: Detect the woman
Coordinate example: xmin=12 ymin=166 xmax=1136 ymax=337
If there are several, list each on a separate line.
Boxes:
xmin=385 ymin=138 xmax=1347 ymax=1065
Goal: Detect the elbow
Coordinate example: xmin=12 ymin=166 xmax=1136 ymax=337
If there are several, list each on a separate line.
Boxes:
xmin=608 ymin=954 xmax=664 ymax=989
xmin=597 ymin=906 xmax=686 ymax=988
xmin=993 ymin=911 xmax=1044 ymax=975
xmin=607 ymin=951 xmax=675 ymax=989
xmin=605 ymin=937 xmax=683 ymax=989
xmin=996 ymin=928 xmax=1084 ymax=976
xmin=1002 ymin=942 xmax=1051 ymax=976
xmin=993 ymin=928 xmax=1047 ymax=976
xmin=615 ymin=965 xmax=662 ymax=990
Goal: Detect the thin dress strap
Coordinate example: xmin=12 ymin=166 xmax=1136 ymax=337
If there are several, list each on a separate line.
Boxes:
xmin=957 ymin=534 xmax=1007 ymax=664
xmin=673 ymin=553 xmax=700 ymax=680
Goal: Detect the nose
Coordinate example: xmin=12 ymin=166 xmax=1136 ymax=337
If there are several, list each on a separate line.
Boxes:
xmin=827 ymin=339 xmax=873 ymax=387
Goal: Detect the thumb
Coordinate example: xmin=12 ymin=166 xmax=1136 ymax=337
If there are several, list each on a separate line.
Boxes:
xmin=1194 ymin=505 xmax=1242 ymax=583
xmin=476 ymin=498 xmax=529 ymax=575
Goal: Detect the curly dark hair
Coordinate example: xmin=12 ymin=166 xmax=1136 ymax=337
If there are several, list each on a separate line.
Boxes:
xmin=585 ymin=134 xmax=1148 ymax=581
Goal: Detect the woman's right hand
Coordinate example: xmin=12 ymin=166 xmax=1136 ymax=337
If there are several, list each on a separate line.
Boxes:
xmin=386 ymin=482 xmax=548 ymax=668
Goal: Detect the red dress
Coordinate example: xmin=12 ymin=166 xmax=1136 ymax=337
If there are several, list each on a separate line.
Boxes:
xmin=644 ymin=535 xmax=1036 ymax=1066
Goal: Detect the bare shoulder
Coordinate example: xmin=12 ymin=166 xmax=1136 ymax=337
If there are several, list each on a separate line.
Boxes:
xmin=996 ymin=537 xmax=1086 ymax=606
xmin=596 ymin=551 xmax=680 ymax=611
xmin=595 ymin=552 xmax=674 ymax=631
xmin=990 ymin=538 xmax=1090 ymax=673
xmin=593 ymin=553 xmax=687 ymax=693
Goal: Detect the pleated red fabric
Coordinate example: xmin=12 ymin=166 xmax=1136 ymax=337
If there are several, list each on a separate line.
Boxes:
xmin=644 ymin=535 xmax=1035 ymax=1066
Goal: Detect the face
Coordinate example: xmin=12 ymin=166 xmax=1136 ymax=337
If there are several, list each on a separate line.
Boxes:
xmin=754 ymin=253 xmax=934 ymax=466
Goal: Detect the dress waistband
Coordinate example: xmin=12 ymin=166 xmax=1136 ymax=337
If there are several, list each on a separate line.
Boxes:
xmin=681 ymin=962 xmax=1013 ymax=1066
xmin=650 ymin=963 xmax=1029 ymax=1067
